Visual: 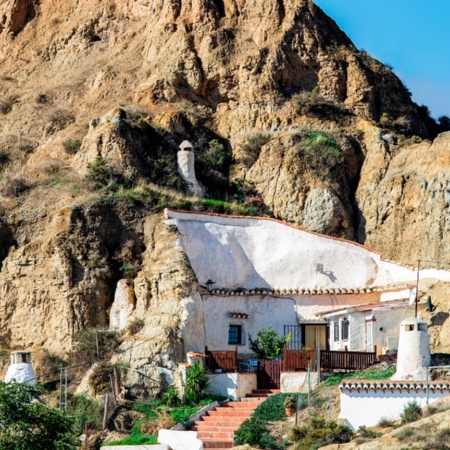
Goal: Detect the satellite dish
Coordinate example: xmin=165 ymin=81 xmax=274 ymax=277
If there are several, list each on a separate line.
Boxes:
xmin=409 ymin=288 xmax=417 ymax=305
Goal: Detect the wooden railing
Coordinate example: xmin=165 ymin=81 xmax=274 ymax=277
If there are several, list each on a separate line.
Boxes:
xmin=205 ymin=347 xmax=375 ymax=373
xmin=320 ymin=350 xmax=375 ymax=371
xmin=205 ymin=346 xmax=238 ymax=372
xmin=282 ymin=349 xmax=316 ymax=371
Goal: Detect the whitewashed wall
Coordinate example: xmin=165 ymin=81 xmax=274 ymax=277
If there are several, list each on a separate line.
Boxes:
xmin=207 ymin=372 xmax=257 ymax=400
xmin=328 ymin=305 xmax=414 ymax=352
xmin=203 ymin=293 xmax=381 ymax=353
xmin=165 ymin=210 xmax=450 ymax=291
xmin=340 ymin=384 xmax=450 ymax=429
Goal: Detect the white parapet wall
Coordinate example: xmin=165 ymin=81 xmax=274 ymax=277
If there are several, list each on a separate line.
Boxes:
xmin=207 ymin=372 xmax=257 ymax=400
xmin=158 ymin=430 xmax=203 ymax=450
xmin=339 ymin=381 xmax=450 ymax=430
xmin=280 ymin=372 xmax=319 ymax=393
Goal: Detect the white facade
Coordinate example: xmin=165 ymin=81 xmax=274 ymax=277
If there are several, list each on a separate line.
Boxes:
xmin=393 ymin=317 xmax=431 ymax=381
xmin=326 ymin=304 xmax=414 ymax=353
xmin=202 ymin=293 xmax=382 ymax=354
xmin=340 ymin=381 xmax=450 ymax=429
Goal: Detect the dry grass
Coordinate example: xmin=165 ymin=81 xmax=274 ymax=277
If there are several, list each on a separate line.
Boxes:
xmin=140 ymin=410 xmax=175 ymax=435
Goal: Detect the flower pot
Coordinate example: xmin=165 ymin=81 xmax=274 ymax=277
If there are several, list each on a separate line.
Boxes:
xmin=285 ymin=407 xmax=296 ymax=417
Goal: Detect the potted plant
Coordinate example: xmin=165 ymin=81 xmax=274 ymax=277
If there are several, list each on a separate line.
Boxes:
xmin=284 ymin=395 xmax=296 ymax=417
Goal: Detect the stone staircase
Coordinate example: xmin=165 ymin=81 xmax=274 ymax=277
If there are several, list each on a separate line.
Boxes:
xmin=194 ymin=389 xmax=279 ymax=449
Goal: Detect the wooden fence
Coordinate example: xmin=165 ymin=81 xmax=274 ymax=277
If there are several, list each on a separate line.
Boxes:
xmin=205 ymin=346 xmax=238 ymax=372
xmin=320 ymin=350 xmax=376 ymax=371
xmin=205 ymin=347 xmax=375 ymax=373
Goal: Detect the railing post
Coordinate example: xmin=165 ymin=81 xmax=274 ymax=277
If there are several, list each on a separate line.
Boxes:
xmin=374 ymin=345 xmax=377 ymax=359
xmin=235 ymin=345 xmax=238 ymax=372
xmin=344 ymin=346 xmax=348 ymax=370
xmin=317 ymin=341 xmax=321 ymax=385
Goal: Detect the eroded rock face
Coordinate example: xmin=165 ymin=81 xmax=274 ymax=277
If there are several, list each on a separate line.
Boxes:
xmin=0 ymin=0 xmax=33 ymax=35
xmin=356 ymin=131 xmax=450 ymax=264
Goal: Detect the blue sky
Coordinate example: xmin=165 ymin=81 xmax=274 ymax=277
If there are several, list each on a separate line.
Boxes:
xmin=313 ymin=0 xmax=450 ymax=119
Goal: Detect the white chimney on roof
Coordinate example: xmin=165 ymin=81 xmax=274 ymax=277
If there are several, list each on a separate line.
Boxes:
xmin=392 ymin=317 xmax=431 ymax=381
xmin=4 ymin=351 xmax=36 ymax=384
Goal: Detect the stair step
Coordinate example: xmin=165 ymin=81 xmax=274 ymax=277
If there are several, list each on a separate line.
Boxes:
xmin=207 ymin=410 xmax=252 ymax=417
xmin=197 ymin=431 xmax=235 ymax=439
xmin=194 ymin=426 xmax=238 ymax=432
xmin=202 ymin=438 xmax=233 ymax=448
xmin=196 ymin=419 xmax=244 ymax=426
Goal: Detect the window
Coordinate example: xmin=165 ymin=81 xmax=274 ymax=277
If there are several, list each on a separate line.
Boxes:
xmin=228 ymin=325 xmax=242 ymax=345
xmin=341 ymin=318 xmax=349 ymax=341
xmin=334 ymin=321 xmax=339 ymax=342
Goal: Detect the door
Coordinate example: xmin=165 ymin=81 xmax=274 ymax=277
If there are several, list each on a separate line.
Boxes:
xmin=257 ymin=360 xmax=281 ymax=389
xmin=304 ymin=325 xmax=327 ymax=349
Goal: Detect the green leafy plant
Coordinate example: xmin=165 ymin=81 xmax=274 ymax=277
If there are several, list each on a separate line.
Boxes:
xmin=234 ymin=417 xmax=268 ymax=447
xmin=162 ymin=385 xmax=181 ymax=408
xmin=395 ymin=426 xmax=416 ymax=441
xmin=283 ymin=395 xmax=296 ymax=409
xmin=401 ymin=400 xmax=422 ymax=424
xmin=67 ymin=393 xmax=103 ymax=434
xmin=289 ymin=416 xmax=353 ymax=450
xmin=248 ymin=326 xmax=290 ymax=360
xmin=85 ymin=155 xmax=110 ymax=186
xmin=184 ymin=362 xmax=210 ymax=404
xmin=200 ymin=139 xmax=231 ymax=172
xmin=0 ymin=382 xmax=79 ymax=449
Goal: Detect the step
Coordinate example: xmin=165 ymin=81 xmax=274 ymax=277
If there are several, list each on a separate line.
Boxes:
xmin=194 ymin=425 xmax=238 ymax=432
xmin=206 ymin=410 xmax=253 ymax=417
xmin=196 ymin=419 xmax=244 ymax=426
xmin=197 ymin=430 xmax=235 ymax=439
xmin=220 ymin=402 xmax=259 ymax=409
xmin=202 ymin=438 xmax=233 ymax=448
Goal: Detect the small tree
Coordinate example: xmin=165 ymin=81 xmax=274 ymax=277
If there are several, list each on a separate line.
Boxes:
xmin=248 ymin=326 xmax=290 ymax=360
xmin=0 ymin=382 xmax=79 ymax=449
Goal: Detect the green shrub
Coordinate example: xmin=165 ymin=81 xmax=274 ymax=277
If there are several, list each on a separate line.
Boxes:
xmin=162 ymin=385 xmax=181 ymax=408
xmin=289 ymin=416 xmax=353 ymax=450
xmin=0 ymin=150 xmax=10 ymax=166
xmin=395 ymin=426 xmax=416 ymax=441
xmin=184 ymin=362 xmax=210 ymax=405
xmin=241 ymin=134 xmax=271 ymax=167
xmin=379 ymin=112 xmax=393 ymax=128
xmin=234 ymin=417 xmax=268 ymax=446
xmin=170 ymin=405 xmax=199 ymax=426
xmin=248 ymin=326 xmax=291 ymax=361
xmin=296 ymin=131 xmax=342 ymax=182
xmin=438 ymin=428 xmax=450 ymax=443
xmin=63 ymin=139 xmax=81 ymax=154
xmin=85 ymin=156 xmax=110 ymax=186
xmin=200 ymin=139 xmax=231 ymax=172
xmin=401 ymin=401 xmax=422 ymax=424
xmin=253 ymin=393 xmax=304 ymax=421
xmin=357 ymin=425 xmax=382 ymax=439
xmin=378 ymin=417 xmax=395 ymax=427
xmin=67 ymin=394 xmax=103 ymax=434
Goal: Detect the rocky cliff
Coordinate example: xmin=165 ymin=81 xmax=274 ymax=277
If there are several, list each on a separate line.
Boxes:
xmin=0 ymin=0 xmax=449 ymax=376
